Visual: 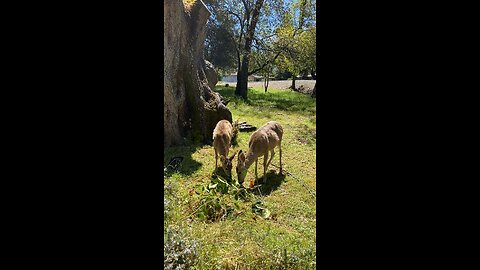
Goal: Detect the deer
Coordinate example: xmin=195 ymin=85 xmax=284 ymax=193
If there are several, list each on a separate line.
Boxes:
xmin=236 ymin=121 xmax=283 ymax=185
xmin=213 ymin=119 xmax=238 ymax=178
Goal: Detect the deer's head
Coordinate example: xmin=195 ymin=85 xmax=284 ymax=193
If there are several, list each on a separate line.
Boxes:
xmin=220 ymin=151 xmax=236 ymax=177
xmin=236 ymin=150 xmax=248 ymax=184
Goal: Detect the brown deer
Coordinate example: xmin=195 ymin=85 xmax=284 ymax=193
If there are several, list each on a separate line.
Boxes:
xmin=213 ymin=120 xmax=237 ymax=178
xmin=236 ymin=121 xmax=283 ymax=184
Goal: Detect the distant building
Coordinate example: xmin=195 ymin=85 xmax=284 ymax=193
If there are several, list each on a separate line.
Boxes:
xmin=222 ymin=74 xmax=238 ymax=82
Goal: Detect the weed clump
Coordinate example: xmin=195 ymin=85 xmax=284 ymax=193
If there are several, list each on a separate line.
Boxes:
xmin=164 ymin=181 xmax=199 ymax=269
xmin=188 ymin=176 xmax=272 ymax=222
xmin=164 ymin=226 xmax=199 ymax=270
xmin=190 ymin=177 xmax=240 ymax=222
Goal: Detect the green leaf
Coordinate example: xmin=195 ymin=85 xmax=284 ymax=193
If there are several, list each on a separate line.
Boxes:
xmin=217 ymin=177 xmax=228 ymax=185
xmin=208 ymin=183 xmax=218 ymax=189
xmin=261 ymin=208 xmax=271 ymax=219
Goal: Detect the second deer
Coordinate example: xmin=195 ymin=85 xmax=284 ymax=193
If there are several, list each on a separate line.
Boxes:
xmin=213 ymin=120 xmax=237 ymax=178
xmin=236 ymin=121 xmax=283 ymax=184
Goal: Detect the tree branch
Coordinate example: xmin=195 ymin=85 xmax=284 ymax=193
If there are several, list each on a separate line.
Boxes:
xmin=248 ymin=49 xmax=282 ymax=75
xmin=226 ymin=10 xmax=242 ymax=24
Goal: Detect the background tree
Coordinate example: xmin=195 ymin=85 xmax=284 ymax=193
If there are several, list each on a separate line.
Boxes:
xmin=203 ymin=0 xmax=289 ymax=98
xmin=250 ymin=49 xmax=275 ymax=92
xmin=203 ymin=0 xmax=316 ymax=97
xmin=274 ymin=0 xmax=316 ymax=90
xmin=233 ymin=0 xmax=266 ymax=99
xmin=204 ymin=0 xmax=238 ymax=76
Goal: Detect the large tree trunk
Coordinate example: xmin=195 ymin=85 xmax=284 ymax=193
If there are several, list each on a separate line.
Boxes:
xmin=235 ymin=58 xmax=249 ymax=99
xmin=234 ymin=0 xmax=265 ymax=99
xmin=164 ymin=0 xmax=232 ymax=146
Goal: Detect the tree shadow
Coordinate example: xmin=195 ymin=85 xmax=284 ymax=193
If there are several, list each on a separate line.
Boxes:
xmin=251 ymin=170 xmax=286 ymax=196
xmin=210 ymin=167 xmax=233 ymax=182
xmin=215 ymin=86 xmax=315 ymax=116
xmin=164 ymin=143 xmax=203 ymax=177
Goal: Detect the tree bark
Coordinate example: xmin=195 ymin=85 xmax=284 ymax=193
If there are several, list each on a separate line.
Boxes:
xmin=234 ymin=0 xmax=265 ymax=99
xmin=264 ymin=72 xmax=270 ymax=92
xmin=164 ymin=0 xmax=232 ymax=146
xmin=204 ymin=60 xmax=218 ymax=91
xmin=235 ymin=57 xmax=249 ymax=99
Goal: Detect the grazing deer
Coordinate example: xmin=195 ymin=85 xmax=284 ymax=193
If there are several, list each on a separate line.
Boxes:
xmin=213 ymin=120 xmax=237 ymax=177
xmin=236 ymin=121 xmax=283 ymax=184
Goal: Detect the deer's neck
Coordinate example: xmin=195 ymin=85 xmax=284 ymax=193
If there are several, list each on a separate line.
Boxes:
xmin=244 ymin=152 xmax=259 ymax=169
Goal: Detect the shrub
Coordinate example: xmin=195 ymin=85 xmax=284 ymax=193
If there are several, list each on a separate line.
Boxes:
xmin=164 ymin=181 xmax=199 ymax=269
xmin=164 ymin=226 xmax=199 ymax=270
xmin=192 ymin=177 xmax=239 ymax=222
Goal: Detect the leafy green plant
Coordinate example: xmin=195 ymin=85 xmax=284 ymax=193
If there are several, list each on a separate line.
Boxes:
xmin=164 ymin=226 xmax=199 ymax=270
xmin=251 ymin=199 xmax=271 ymax=219
xmin=164 ymin=180 xmax=199 ymax=269
xmin=190 ymin=176 xmax=274 ymax=222
xmin=191 ymin=177 xmax=241 ymax=222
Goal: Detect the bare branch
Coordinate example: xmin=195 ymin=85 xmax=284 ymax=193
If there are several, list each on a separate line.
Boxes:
xmin=226 ymin=10 xmax=242 ymax=24
xmin=248 ymin=49 xmax=282 ymax=75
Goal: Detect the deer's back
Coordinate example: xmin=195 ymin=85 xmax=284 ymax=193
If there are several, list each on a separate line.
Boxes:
xmin=248 ymin=121 xmax=283 ymax=154
xmin=213 ymin=120 xmax=233 ymax=153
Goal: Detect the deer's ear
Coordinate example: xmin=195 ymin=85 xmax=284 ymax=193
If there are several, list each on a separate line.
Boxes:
xmin=238 ymin=151 xmax=245 ymax=162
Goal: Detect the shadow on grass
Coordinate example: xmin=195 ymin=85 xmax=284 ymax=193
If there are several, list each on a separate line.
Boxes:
xmin=216 ymin=86 xmax=316 ymax=116
xmin=164 ymin=143 xmax=203 ymax=177
xmin=251 ymin=170 xmax=286 ymax=196
xmin=210 ymin=167 xmax=234 ymax=182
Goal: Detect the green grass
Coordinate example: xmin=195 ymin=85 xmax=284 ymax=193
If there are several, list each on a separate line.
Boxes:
xmin=164 ymin=86 xmax=316 ymax=269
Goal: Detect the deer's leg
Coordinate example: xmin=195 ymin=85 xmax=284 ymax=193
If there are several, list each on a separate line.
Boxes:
xmin=255 ymin=158 xmax=258 ymax=179
xmin=215 ymin=149 xmax=218 ymax=173
xmin=263 ymin=152 xmax=268 ymax=183
xmin=279 ymin=141 xmax=283 ymax=174
xmin=266 ymin=149 xmax=275 ymax=170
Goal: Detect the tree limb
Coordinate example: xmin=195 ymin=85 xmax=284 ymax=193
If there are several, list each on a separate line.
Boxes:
xmin=248 ymin=49 xmax=282 ymax=75
xmin=226 ymin=10 xmax=242 ymax=24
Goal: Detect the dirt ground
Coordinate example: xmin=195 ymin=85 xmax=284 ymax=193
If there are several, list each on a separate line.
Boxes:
xmin=217 ymin=80 xmax=316 ymax=92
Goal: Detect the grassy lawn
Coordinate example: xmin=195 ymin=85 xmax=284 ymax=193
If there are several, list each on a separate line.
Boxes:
xmin=164 ymin=86 xmax=316 ymax=269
